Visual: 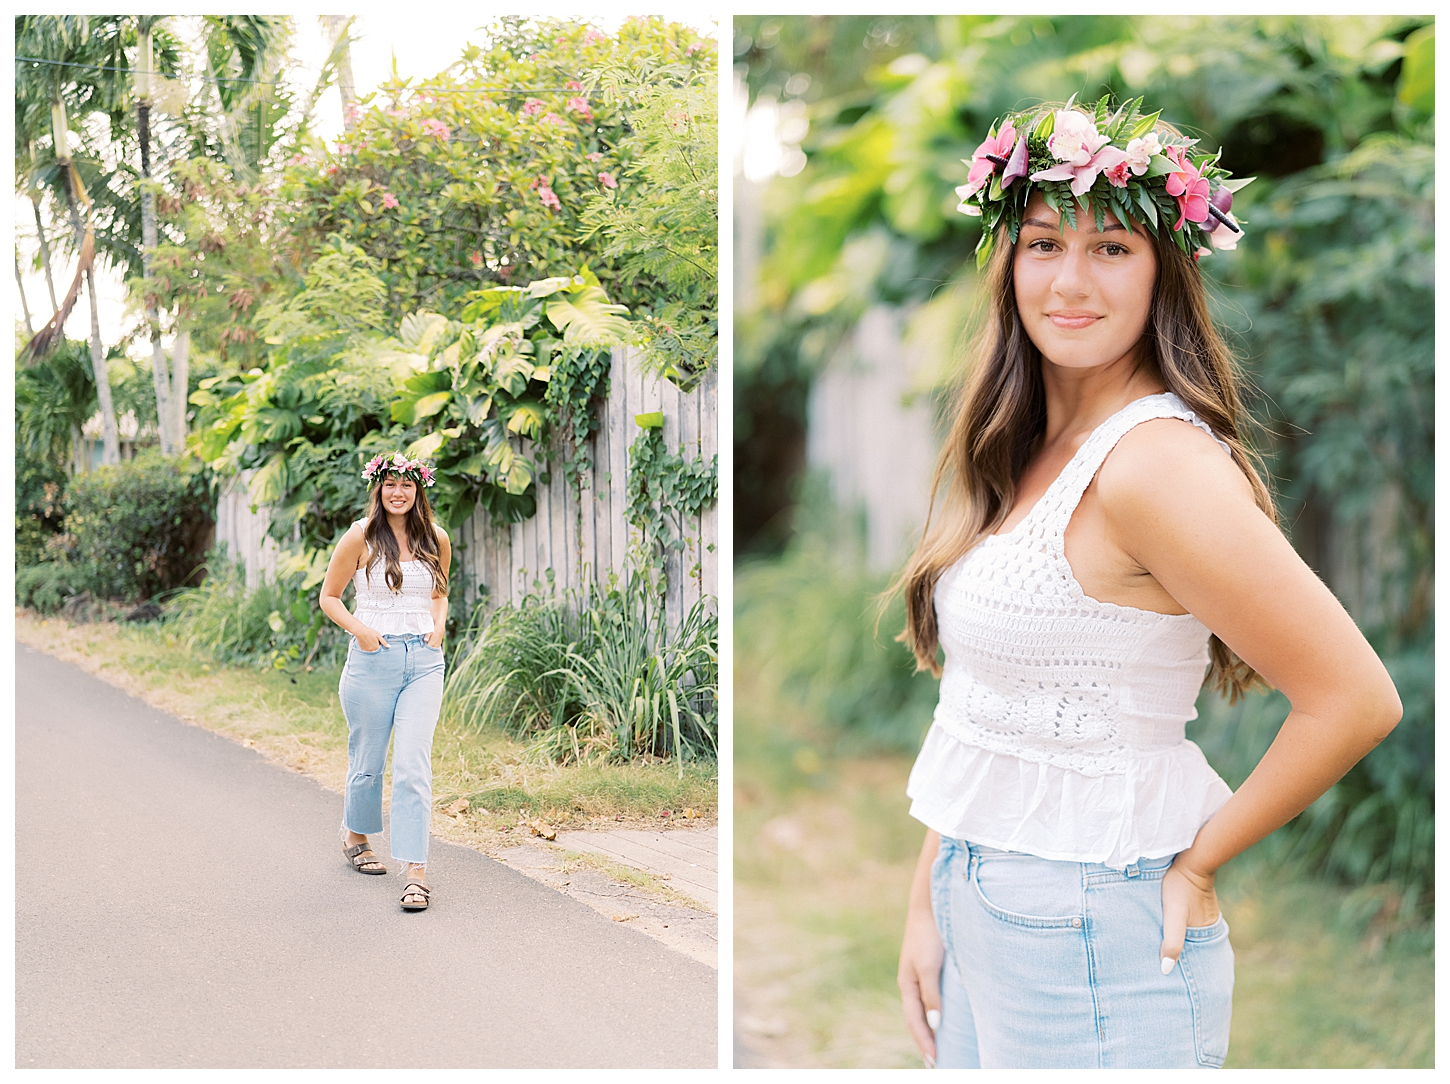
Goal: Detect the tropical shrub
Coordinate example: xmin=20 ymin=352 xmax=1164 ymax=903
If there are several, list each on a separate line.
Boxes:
xmin=62 ymin=451 xmax=214 ymax=602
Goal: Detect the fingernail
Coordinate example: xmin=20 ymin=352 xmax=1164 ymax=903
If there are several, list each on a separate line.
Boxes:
xmin=923 ymin=1055 xmax=935 ymax=1069
xmin=926 ymin=1009 xmax=941 ymax=1031
xmin=1161 ymin=956 xmax=1175 ymax=975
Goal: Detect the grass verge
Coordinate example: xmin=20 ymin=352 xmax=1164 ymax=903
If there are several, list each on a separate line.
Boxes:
xmin=14 ymin=610 xmax=718 ymax=849
xmin=734 ymin=650 xmax=1434 ymax=1069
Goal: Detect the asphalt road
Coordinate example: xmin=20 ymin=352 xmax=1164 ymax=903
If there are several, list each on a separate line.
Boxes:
xmin=15 ymin=644 xmax=717 ymax=1068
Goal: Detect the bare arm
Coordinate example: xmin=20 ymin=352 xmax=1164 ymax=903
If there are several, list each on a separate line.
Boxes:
xmin=319 ymin=524 xmax=386 ymax=650
xmin=425 ymin=525 xmax=451 ymax=648
xmin=898 ymin=829 xmax=943 ymax=1066
xmin=1101 ymin=420 xmax=1402 ymax=964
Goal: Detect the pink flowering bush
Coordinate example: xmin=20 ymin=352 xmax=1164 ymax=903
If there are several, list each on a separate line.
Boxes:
xmin=520 ymin=98 xmax=546 ymax=117
xmin=381 ymin=192 xmax=400 ymax=210
xmin=421 ymin=118 xmax=451 ymax=140
xmin=598 ymin=172 xmax=617 ymax=188
xmin=566 ymin=96 xmax=593 ymax=121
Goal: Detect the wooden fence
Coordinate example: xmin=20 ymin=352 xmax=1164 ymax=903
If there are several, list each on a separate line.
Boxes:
xmin=457 ymin=347 xmax=718 ymax=629
xmin=214 ymin=347 xmax=717 ymax=625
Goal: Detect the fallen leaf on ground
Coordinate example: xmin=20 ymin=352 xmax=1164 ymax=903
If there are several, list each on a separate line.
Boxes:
xmin=445 ymin=798 xmax=469 ymax=816
xmin=683 ymin=807 xmax=698 ymax=819
xmin=529 ymin=818 xmax=557 ymax=841
xmin=612 ymin=913 xmax=638 ymax=922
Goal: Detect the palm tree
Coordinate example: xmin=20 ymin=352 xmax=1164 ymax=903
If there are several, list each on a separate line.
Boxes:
xmin=134 ymin=16 xmax=173 ymax=451
xmin=15 ymin=15 xmax=121 ymax=465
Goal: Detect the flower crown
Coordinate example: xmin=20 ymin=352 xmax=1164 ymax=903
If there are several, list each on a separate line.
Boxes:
xmin=362 ymin=452 xmax=436 ymax=488
xmin=956 ymin=95 xmax=1253 ymax=268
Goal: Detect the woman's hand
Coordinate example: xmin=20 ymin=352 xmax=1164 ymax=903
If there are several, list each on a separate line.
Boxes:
xmin=1159 ymin=853 xmax=1219 ymax=974
xmin=899 ymin=902 xmax=945 ymax=1066
xmin=354 ymin=628 xmax=388 ymax=653
xmin=425 ymin=628 xmax=444 ymax=649
xmin=900 ymin=829 xmax=944 ymax=1066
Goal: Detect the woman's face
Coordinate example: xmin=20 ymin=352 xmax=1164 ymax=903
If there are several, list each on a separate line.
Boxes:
xmin=1012 ymin=193 xmax=1158 ymax=373
xmin=379 ymin=473 xmax=418 ymax=517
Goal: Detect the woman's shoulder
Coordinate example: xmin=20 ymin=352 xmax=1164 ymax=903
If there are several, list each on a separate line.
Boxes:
xmin=432 ymin=522 xmax=450 ymax=545
xmin=1097 ymin=417 xmax=1253 ymax=522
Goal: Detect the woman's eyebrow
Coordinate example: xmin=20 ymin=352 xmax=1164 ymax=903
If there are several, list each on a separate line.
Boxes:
xmin=1021 ymin=215 xmax=1130 ymax=234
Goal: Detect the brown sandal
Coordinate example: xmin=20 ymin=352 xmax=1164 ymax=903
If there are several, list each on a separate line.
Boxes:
xmin=401 ymin=882 xmax=431 ymax=911
xmin=344 ymin=841 xmax=387 ymax=875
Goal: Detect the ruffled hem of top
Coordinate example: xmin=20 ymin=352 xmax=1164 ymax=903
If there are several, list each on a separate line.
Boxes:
xmin=906 ymin=723 xmax=1232 ymax=870
xmin=352 ymin=610 xmax=434 ymax=635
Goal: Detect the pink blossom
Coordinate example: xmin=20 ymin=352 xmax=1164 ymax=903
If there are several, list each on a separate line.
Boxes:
xmin=1124 ymin=132 xmax=1161 ymax=176
xmin=528 ymin=53 xmax=542 ymax=63
xmin=686 ymin=41 xmax=706 ymax=55
xmin=520 ymin=98 xmax=545 ymax=117
xmin=1103 ymin=157 xmax=1133 ymax=188
xmin=538 ymin=184 xmax=561 ymax=211
xmin=541 ymin=112 xmax=566 ymax=127
xmin=1162 ymin=146 xmax=1210 ymax=231
xmin=337 ymin=142 xmax=351 ymax=155
xmin=1030 ymin=145 xmax=1128 ymax=198
xmin=598 ymin=172 xmax=617 ymax=188
xmin=325 ymin=164 xmax=339 ymax=176
xmin=382 ymin=192 xmax=399 ymax=209
xmin=566 ymin=96 xmax=593 ymax=121
xmin=421 ymin=118 xmax=451 ymax=140
xmin=958 ymin=122 xmax=1017 ymax=200
xmin=584 ymin=30 xmax=606 ymax=46
xmin=586 ymin=151 xmax=604 ymax=162
xmin=1048 ymin=110 xmax=1109 ymax=167
xmin=566 ymin=80 xmax=584 ymax=91
xmin=470 ymin=250 xmax=483 ymax=266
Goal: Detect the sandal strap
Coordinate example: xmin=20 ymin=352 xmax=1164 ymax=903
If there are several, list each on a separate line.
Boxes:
xmin=402 ymin=882 xmax=430 ymax=898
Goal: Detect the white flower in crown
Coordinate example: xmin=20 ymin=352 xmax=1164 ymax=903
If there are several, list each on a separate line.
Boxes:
xmin=1124 ymin=132 xmax=1162 ymax=175
xmin=1048 ymin=109 xmax=1109 ymax=167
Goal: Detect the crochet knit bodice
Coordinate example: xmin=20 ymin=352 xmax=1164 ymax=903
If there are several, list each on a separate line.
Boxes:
xmin=906 ymin=393 xmax=1234 ymax=868
xmin=350 ymin=520 xmax=436 ymax=635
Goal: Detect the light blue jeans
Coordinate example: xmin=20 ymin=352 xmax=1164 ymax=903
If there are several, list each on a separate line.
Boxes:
xmin=339 ymin=633 xmax=444 ymax=865
xmin=931 ymin=837 xmax=1234 ymax=1069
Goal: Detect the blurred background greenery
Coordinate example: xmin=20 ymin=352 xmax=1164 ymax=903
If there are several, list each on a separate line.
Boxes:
xmin=732 ymin=14 xmax=1432 ymax=1069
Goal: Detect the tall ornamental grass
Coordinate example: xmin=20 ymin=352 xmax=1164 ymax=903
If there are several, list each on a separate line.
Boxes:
xmin=443 ymin=577 xmax=717 ymax=769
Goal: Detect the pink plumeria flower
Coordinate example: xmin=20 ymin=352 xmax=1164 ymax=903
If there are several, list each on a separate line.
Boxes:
xmin=382 ymin=192 xmax=400 ymax=209
xmin=541 ymin=112 xmax=566 ymax=127
xmin=566 ymin=96 xmax=593 ymax=121
xmin=521 ymin=98 xmax=545 ymax=117
xmin=584 ymin=30 xmax=606 ymax=46
xmin=539 ymin=184 xmax=562 ymax=211
xmin=586 ymin=151 xmax=604 ymax=162
xmin=598 ymin=171 xmax=617 ymax=188
xmin=566 ymin=80 xmax=584 ymax=91
xmin=1163 ymin=146 xmax=1210 ymax=230
xmin=421 ymin=118 xmax=451 ymax=140
xmin=958 ymin=122 xmax=1017 ymax=201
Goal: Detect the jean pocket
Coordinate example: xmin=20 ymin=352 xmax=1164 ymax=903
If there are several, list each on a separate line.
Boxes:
xmin=1181 ymin=917 xmax=1233 ymax=1067
xmin=970 ymin=850 xmax=1084 ymax=928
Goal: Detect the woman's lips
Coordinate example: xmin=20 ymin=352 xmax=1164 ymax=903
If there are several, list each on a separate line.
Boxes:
xmin=1048 ymin=311 xmax=1101 ymax=330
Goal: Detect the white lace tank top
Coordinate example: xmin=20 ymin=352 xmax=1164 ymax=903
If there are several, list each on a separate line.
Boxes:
xmin=350 ymin=520 xmax=437 ymax=635
xmin=906 ymin=393 xmax=1234 ymax=868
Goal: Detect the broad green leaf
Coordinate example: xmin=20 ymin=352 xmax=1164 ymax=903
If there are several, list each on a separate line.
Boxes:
xmin=505 ymin=401 xmax=546 ymax=438
xmin=1220 ymin=175 xmax=1256 ymax=193
xmin=545 ymin=285 xmax=631 ymax=346
xmin=1398 ymin=24 xmax=1434 ymax=114
xmin=635 ymin=411 xmax=664 ymax=429
xmin=407 ymin=430 xmax=447 ymax=459
xmin=399 ymin=311 xmax=448 ymax=352
xmin=412 ymin=391 xmax=453 ymax=420
xmin=1129 ymin=111 xmax=1161 ymax=139
xmin=505 ymin=458 xmax=533 ymax=494
xmin=1145 ymin=154 xmax=1173 ymax=177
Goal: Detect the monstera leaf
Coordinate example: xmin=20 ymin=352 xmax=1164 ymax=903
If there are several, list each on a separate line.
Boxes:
xmin=545 ymin=284 xmax=631 ymax=346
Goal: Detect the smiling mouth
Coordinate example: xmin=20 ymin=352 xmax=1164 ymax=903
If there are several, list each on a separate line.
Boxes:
xmin=1048 ymin=311 xmax=1102 ymax=329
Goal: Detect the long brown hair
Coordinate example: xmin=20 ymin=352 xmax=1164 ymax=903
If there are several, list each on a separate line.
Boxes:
xmin=894 ymin=214 xmax=1276 ymax=701
xmin=362 ymin=476 xmax=448 ymax=595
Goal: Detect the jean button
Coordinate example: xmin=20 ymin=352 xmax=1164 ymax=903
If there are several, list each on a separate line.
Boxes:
xmin=1071 ymin=917 xmax=1083 ymax=928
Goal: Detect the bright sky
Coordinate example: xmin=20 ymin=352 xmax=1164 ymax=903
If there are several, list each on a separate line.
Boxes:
xmin=12 ymin=12 xmax=718 ymax=352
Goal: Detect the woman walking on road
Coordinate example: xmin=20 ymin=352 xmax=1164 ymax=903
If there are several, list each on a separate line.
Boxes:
xmin=893 ymin=98 xmax=1402 ymax=1068
xmin=319 ymin=452 xmax=450 ymax=912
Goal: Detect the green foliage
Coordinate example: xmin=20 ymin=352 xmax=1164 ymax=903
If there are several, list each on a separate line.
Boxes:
xmin=16 ymin=560 xmax=85 ymax=614
xmin=626 ymin=424 xmax=718 ymax=594
xmin=279 ymin=17 xmax=715 ymax=322
xmin=578 ymin=61 xmax=718 ymax=388
xmin=443 ymin=576 xmax=718 ymax=767
xmin=163 ymin=553 xmax=348 ymax=670
xmin=62 ymin=451 xmax=214 ymax=602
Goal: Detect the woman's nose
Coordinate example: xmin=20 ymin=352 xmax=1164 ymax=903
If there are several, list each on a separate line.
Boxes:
xmin=1051 ymin=246 xmax=1091 ymax=298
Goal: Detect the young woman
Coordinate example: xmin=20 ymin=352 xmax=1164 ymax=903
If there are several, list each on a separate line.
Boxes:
xmin=894 ymin=101 xmax=1401 ymax=1068
xmin=319 ymin=453 xmax=450 ymax=912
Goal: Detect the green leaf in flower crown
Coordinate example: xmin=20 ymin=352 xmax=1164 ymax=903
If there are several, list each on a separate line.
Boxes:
xmin=1146 ymin=154 xmax=1173 ymax=177
xmin=1033 ymin=109 xmax=1055 ymax=141
xmin=544 ymin=284 xmax=631 ymax=346
xmin=1130 ymin=111 xmax=1161 ymax=139
xmin=1221 ymin=175 xmax=1256 ymax=193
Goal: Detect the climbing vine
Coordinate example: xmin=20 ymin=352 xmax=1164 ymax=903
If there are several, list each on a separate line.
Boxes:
xmin=625 ymin=419 xmax=718 ymax=593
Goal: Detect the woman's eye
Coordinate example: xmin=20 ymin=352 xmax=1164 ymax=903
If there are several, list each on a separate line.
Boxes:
xmin=1101 ymin=243 xmax=1127 ymax=256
